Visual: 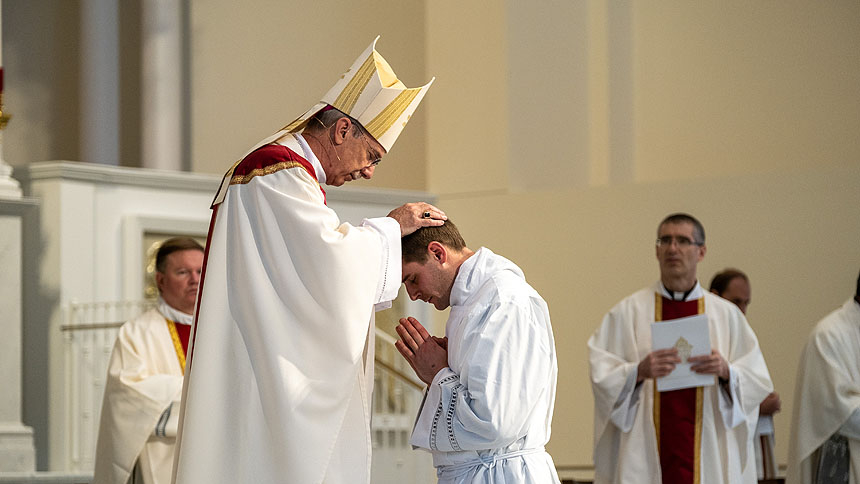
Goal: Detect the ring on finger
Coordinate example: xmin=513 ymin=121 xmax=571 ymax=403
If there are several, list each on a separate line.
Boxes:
xmin=422 ymin=211 xmax=431 ymax=218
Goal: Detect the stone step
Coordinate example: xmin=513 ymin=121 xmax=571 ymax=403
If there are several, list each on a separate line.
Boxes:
xmin=0 ymin=473 xmax=91 ymax=484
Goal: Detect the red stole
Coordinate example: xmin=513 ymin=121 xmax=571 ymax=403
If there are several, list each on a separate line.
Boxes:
xmin=653 ymin=294 xmax=705 ymax=484
xmin=166 ymin=319 xmax=191 ymax=374
xmin=175 ymin=322 xmax=191 ymax=355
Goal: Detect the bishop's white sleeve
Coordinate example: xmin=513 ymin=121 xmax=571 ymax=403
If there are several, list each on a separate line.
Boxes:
xmin=410 ymin=301 xmax=552 ymax=451
xmin=360 ymin=216 xmax=402 ymax=311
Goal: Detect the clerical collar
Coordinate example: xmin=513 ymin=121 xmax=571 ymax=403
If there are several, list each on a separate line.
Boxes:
xmin=658 ymin=281 xmax=703 ymax=302
xmin=292 ymin=133 xmax=327 ymax=185
xmin=157 ymin=297 xmax=194 ymax=326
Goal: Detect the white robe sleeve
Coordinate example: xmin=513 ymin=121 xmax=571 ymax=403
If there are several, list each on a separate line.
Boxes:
xmin=155 ymin=400 xmax=182 ymax=438
xmin=360 ymin=216 xmax=402 ymax=311
xmin=711 ymin=304 xmax=772 ymax=430
xmin=588 ymin=302 xmax=644 ymax=437
xmin=410 ymin=301 xmax=553 ymax=451
xmin=609 ymin=371 xmax=645 ymax=433
xmin=716 ymin=366 xmax=748 ymax=429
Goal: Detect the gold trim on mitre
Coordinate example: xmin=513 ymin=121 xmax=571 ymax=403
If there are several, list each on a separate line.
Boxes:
xmin=282 ymin=36 xmax=433 ymax=153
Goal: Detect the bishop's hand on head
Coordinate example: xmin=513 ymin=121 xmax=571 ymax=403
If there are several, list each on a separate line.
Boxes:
xmin=388 ymin=202 xmax=447 ymax=237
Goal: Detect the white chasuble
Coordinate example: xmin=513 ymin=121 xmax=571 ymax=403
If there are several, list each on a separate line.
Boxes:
xmin=787 ymin=299 xmax=860 ymax=484
xmin=409 ymin=248 xmax=561 ymax=484
xmin=94 ymin=299 xmax=189 ymax=484
xmin=172 ymin=135 xmax=400 ymax=484
xmin=588 ymin=282 xmax=773 ymax=484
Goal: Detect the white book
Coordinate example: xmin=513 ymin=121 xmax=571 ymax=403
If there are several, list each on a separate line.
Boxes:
xmin=651 ymin=313 xmax=715 ymax=392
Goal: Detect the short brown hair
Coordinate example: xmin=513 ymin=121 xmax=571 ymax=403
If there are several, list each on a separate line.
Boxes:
xmin=658 ymin=213 xmax=705 ymax=245
xmin=402 ymin=220 xmax=466 ymax=263
xmin=156 ymin=237 xmax=204 ymax=273
xmin=709 ymin=268 xmax=748 ymax=295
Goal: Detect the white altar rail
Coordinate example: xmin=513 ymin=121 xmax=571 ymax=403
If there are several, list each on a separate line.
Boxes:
xmin=61 ymin=300 xmax=434 ymax=483
xmin=371 ymin=330 xmax=434 ymax=483
xmin=61 ymin=300 xmax=154 ymax=472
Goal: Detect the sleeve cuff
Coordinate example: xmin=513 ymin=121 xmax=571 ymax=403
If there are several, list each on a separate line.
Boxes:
xmin=361 ymin=216 xmax=402 ymax=307
xmin=609 ymin=365 xmax=643 ymax=432
xmin=719 ymin=366 xmax=746 ymax=429
xmin=410 ymin=367 xmax=456 ymax=450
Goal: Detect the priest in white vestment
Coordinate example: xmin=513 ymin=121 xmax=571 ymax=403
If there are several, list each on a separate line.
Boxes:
xmin=172 ymin=37 xmax=438 ymax=484
xmin=787 ymin=271 xmax=860 ymax=484
xmin=393 ymin=221 xmax=561 ymax=483
xmin=94 ymin=237 xmax=204 ymax=484
xmin=588 ymin=213 xmax=772 ymax=484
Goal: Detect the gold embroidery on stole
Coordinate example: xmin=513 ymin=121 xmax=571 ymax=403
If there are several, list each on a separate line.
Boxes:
xmin=653 ymin=293 xmax=662 ymax=451
xmin=166 ymin=319 xmax=186 ymax=375
xmin=230 ymin=161 xmax=310 ymax=186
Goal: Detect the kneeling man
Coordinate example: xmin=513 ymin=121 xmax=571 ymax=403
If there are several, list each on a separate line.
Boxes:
xmin=394 ymin=220 xmax=560 ymax=483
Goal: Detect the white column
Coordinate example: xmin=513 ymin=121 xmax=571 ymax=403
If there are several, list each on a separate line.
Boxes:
xmin=0 ymin=4 xmax=37 ymax=471
xmin=80 ymin=0 xmax=120 ymax=166
xmin=0 ymin=198 xmax=37 ymax=472
xmin=0 ymin=135 xmax=20 ymax=197
xmin=141 ymin=0 xmax=183 ymax=171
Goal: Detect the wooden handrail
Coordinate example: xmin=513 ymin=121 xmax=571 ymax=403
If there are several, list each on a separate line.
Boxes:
xmin=375 ymin=357 xmax=425 ymax=391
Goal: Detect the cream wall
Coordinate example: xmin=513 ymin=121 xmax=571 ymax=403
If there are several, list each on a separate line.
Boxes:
xmin=426 ymin=2 xmax=510 ymax=196
xmin=633 ymin=2 xmax=860 ymax=183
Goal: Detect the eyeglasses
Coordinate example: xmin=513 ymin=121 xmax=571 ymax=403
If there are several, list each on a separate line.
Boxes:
xmin=656 ymin=235 xmax=703 ymax=248
xmin=357 ymin=130 xmax=382 ymax=168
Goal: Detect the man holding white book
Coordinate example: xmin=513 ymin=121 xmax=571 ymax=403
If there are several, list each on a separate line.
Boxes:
xmin=588 ymin=213 xmax=773 ymax=484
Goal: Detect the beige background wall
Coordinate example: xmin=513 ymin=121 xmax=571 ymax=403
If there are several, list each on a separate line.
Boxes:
xmin=4 ymin=0 xmax=860 ymax=471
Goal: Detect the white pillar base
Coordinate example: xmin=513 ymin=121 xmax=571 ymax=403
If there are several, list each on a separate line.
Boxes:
xmin=0 ymin=162 xmax=22 ymax=199
xmin=0 ymin=424 xmax=36 ymax=472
